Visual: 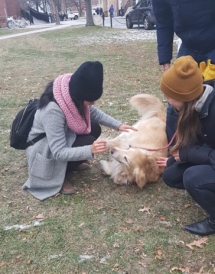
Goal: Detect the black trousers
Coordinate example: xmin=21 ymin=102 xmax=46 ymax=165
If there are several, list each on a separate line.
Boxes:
xmin=66 ymin=122 xmax=101 ymax=173
xmin=162 ymin=162 xmax=215 ymax=219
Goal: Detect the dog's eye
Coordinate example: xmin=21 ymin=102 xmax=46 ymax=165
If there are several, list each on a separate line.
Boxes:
xmin=124 ymin=156 xmax=128 ymax=162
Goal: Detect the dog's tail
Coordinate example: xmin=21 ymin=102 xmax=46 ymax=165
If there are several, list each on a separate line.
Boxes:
xmin=129 ymin=94 xmax=165 ymax=120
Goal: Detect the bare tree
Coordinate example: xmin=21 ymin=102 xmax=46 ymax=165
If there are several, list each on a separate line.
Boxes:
xmin=85 ymin=0 xmax=94 ymax=26
xmin=21 ymin=0 xmax=47 ymax=13
xmin=52 ymin=0 xmax=61 ymax=24
xmin=65 ymin=0 xmax=84 ymax=17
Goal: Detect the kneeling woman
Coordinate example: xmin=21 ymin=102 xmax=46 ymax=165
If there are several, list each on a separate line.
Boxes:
xmin=157 ymin=56 xmax=215 ymax=236
xmin=23 ymin=61 xmax=135 ymax=200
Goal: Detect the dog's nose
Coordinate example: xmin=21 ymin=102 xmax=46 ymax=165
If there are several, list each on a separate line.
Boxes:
xmin=111 ymin=148 xmax=116 ymax=154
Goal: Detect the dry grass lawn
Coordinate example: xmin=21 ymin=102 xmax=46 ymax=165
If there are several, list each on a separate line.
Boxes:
xmin=0 ymin=25 xmax=215 ymax=274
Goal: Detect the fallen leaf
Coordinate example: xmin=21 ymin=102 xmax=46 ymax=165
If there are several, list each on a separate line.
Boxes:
xmin=138 ymin=261 xmax=145 ymax=267
xmin=155 ymin=249 xmax=162 ymax=260
xmin=134 ymin=247 xmax=141 ymax=252
xmin=125 ymin=219 xmax=134 ymax=224
xmin=170 ymin=266 xmax=190 ymax=273
xmin=119 ymin=226 xmax=127 ymax=232
xmin=184 ymin=204 xmax=191 ymax=209
xmin=140 ymin=253 xmax=147 ymax=259
xmin=138 ymin=207 xmax=151 ymax=214
xmin=113 ymin=242 xmax=119 ymax=248
xmin=0 ymin=262 xmax=5 ymax=267
xmin=159 ymin=216 xmax=166 ymax=221
xmin=34 ymin=214 xmax=45 ymax=219
xmin=136 ymin=226 xmax=143 ymax=232
xmin=186 ymin=237 xmax=208 ymax=250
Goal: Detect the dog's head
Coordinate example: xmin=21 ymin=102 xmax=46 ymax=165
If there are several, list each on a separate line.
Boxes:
xmin=110 ymin=147 xmax=160 ymax=188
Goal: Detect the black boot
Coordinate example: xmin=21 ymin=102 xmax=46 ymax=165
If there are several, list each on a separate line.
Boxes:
xmin=183 ymin=217 xmax=215 ymax=236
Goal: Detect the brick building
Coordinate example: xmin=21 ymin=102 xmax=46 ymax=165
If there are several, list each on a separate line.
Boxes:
xmin=0 ymin=0 xmax=21 ymax=27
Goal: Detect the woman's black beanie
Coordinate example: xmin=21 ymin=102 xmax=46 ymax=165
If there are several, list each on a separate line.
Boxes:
xmin=69 ymin=61 xmax=103 ymax=101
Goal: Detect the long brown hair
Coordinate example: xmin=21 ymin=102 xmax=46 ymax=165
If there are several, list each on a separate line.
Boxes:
xmin=171 ymin=98 xmax=202 ymax=153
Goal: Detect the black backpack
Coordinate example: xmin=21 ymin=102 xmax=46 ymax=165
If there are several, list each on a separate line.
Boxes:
xmin=10 ymin=99 xmax=46 ymax=150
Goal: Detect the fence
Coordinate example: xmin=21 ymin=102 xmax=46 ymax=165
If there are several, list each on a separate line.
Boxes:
xmin=93 ymin=14 xmax=127 ymax=28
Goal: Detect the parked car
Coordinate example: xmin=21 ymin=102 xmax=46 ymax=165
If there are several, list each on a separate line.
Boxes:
xmin=126 ymin=0 xmax=156 ymax=30
xmin=67 ymin=11 xmax=79 ymax=20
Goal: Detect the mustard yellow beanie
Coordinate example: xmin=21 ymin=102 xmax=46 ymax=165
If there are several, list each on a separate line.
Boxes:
xmin=160 ymin=56 xmax=204 ymax=102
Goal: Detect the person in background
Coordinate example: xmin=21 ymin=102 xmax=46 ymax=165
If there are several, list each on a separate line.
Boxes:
xmin=152 ymin=0 xmax=215 ymax=143
xmin=23 ymin=61 xmax=136 ymax=201
xmin=109 ymin=4 xmax=114 ymax=18
xmin=100 ymin=7 xmax=105 ymax=19
xmin=157 ymin=56 xmax=215 ymax=236
xmin=96 ymin=7 xmax=100 ymax=15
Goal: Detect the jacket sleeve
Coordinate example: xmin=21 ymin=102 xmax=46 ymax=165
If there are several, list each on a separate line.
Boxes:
xmin=179 ymin=145 xmax=215 ymax=168
xmin=90 ymin=106 xmax=122 ymax=130
xmin=167 ymin=156 xmax=176 ymax=167
xmin=152 ymin=0 xmax=174 ymax=65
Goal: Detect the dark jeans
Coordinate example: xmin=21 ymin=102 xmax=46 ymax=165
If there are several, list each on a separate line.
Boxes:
xmin=166 ymin=43 xmax=215 ymax=142
xmin=66 ymin=122 xmax=101 ymax=173
xmin=177 ymin=44 xmax=215 ymax=63
xmin=162 ymin=162 xmax=215 ymax=219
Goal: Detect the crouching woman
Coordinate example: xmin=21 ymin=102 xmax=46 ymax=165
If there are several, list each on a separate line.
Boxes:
xmin=157 ymin=56 xmax=215 ymax=236
xmin=23 ymin=61 xmax=135 ymax=200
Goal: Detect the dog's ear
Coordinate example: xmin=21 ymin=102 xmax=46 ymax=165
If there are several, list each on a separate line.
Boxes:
xmin=133 ymin=168 xmax=147 ymax=188
xmin=145 ymin=156 xmax=160 ymax=182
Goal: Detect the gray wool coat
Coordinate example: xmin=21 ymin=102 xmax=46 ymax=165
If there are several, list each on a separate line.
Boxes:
xmin=23 ymin=102 xmax=122 ymax=200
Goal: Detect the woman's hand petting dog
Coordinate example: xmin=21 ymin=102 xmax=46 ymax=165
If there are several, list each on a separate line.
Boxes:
xmin=118 ymin=124 xmax=138 ymax=132
xmin=156 ymin=157 xmax=168 ymax=167
xmin=172 ymin=150 xmax=180 ymax=161
xmin=91 ymin=139 xmax=107 ymax=154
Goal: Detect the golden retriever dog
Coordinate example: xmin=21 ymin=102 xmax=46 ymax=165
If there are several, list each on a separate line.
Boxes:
xmin=100 ymin=94 xmax=168 ymax=188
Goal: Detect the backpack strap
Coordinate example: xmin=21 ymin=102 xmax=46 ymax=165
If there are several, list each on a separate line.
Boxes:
xmin=22 ymin=133 xmax=46 ymax=149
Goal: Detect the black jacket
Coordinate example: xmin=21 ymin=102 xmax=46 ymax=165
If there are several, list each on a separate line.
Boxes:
xmin=152 ymin=0 xmax=215 ymax=65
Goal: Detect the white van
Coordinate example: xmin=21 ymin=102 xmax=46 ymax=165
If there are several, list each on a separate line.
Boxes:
xmin=67 ymin=11 xmax=79 ymax=20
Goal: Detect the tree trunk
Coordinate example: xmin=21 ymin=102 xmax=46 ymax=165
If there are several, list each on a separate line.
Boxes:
xmin=55 ymin=4 xmax=60 ymax=24
xmin=85 ymin=0 xmax=94 ymax=26
xmin=52 ymin=0 xmax=61 ymax=24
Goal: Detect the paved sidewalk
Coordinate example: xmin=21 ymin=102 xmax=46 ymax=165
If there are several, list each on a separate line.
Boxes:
xmin=0 ymin=19 xmax=86 ymax=41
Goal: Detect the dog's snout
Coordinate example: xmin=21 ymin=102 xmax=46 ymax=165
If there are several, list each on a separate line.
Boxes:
xmin=111 ymin=148 xmax=116 ymax=154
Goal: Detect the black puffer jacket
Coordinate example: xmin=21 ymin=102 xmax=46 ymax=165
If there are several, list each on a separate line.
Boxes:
xmin=152 ymin=0 xmax=215 ymax=64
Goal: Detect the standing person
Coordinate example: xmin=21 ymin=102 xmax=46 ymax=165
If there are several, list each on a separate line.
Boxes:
xmin=157 ymin=56 xmax=215 ymax=236
xmin=100 ymin=7 xmax=104 ymax=18
xmin=23 ymin=61 xmax=136 ymax=201
xmin=96 ymin=7 xmax=100 ymax=15
xmin=152 ymin=0 xmax=215 ymax=142
xmin=100 ymin=7 xmax=105 ymax=23
xmin=109 ymin=4 xmax=114 ymax=18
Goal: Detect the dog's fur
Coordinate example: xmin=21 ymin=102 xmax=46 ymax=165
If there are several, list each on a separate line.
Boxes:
xmin=100 ymin=94 xmax=168 ymax=188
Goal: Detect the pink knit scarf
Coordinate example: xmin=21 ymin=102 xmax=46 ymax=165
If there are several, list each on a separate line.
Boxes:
xmin=53 ymin=73 xmax=91 ymax=134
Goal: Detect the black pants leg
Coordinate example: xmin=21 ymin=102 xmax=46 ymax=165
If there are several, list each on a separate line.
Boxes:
xmin=183 ymin=165 xmax=215 ymax=219
xmin=162 ymin=162 xmax=215 ymax=218
xmin=162 ymin=162 xmax=192 ymax=189
xmin=66 ymin=122 xmax=101 ymax=173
